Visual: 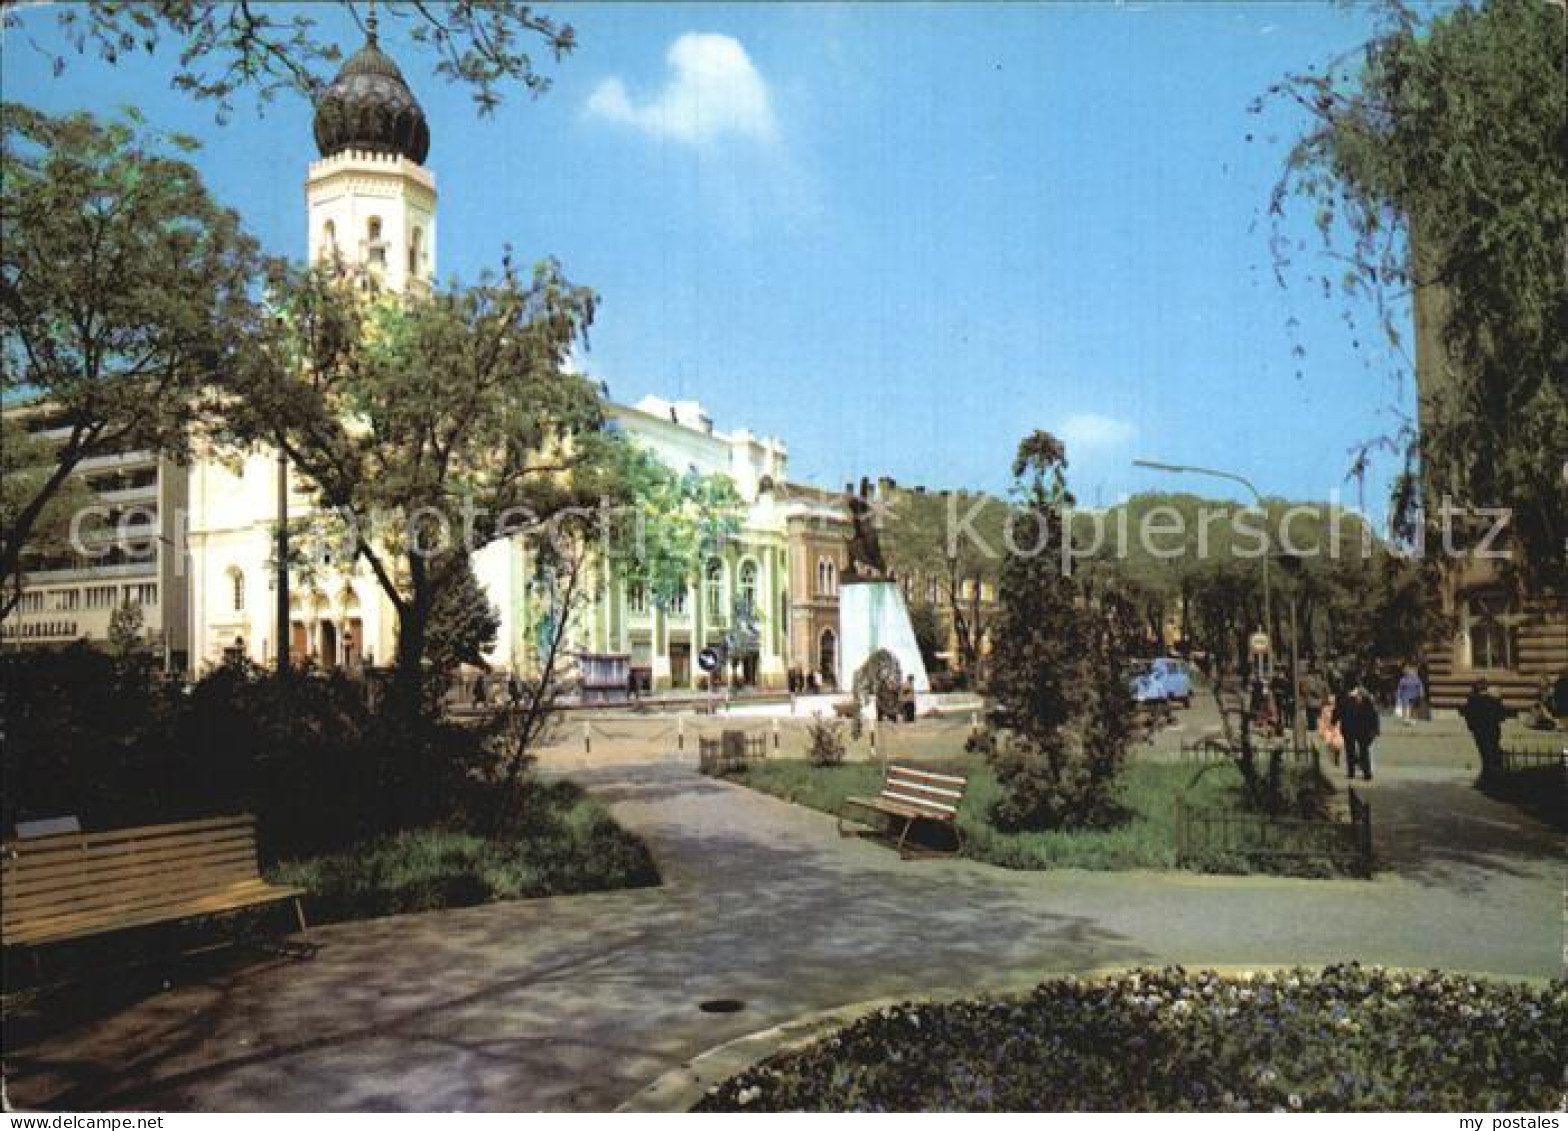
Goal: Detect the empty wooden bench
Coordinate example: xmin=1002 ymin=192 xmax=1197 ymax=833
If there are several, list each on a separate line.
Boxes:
xmin=838 ymin=764 xmax=968 ymax=858
xmin=2 ymin=815 xmax=307 ymax=960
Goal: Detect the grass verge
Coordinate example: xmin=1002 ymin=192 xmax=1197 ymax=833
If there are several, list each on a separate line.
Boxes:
xmin=695 ymin=965 xmax=1567 ymax=1112
xmin=728 ymin=754 xmax=1352 ymax=875
xmin=267 ymin=779 xmax=659 ymax=925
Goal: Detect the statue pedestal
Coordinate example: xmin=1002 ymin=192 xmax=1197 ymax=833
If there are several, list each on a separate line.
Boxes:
xmin=838 ymin=580 xmax=930 ymax=692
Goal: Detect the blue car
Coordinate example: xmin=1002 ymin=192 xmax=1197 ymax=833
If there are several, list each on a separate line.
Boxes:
xmin=1129 ymin=658 xmax=1193 ymax=706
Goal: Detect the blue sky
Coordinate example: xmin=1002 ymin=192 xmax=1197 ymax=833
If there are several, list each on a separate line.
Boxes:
xmin=3 ymin=2 xmax=1427 ymax=517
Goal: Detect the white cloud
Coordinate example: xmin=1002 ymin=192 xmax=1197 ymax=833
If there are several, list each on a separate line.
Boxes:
xmin=1059 ymin=413 xmax=1137 ymax=454
xmin=586 ymin=33 xmax=778 ymax=146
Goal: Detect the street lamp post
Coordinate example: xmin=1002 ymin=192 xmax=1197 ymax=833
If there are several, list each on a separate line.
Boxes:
xmin=1132 ymin=459 xmax=1273 ymax=677
xmin=1134 ymin=458 xmax=1310 ymax=755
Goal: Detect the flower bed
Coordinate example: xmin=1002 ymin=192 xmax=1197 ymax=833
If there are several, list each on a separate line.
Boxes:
xmin=695 ymin=966 xmax=1566 ymax=1112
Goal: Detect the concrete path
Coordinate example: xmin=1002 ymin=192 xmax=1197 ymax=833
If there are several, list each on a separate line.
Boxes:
xmin=4 ymin=751 xmax=1561 ymax=1112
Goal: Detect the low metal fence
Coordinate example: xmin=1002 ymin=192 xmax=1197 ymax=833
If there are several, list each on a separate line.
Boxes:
xmin=1174 ymin=788 xmax=1372 ymax=875
xmin=698 ymin=730 xmax=768 ymax=775
xmin=1497 ymin=742 xmax=1566 ymax=774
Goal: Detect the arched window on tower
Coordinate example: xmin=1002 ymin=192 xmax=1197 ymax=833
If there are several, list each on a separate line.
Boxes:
xmin=366 ymin=216 xmax=386 ymax=267
xmin=705 ymin=559 xmax=728 ymax=625
xmin=321 ymin=220 xmax=337 ymax=260
xmin=228 ymin=568 xmax=245 ymax=613
xmin=409 ymin=225 xmax=424 ymax=276
xmin=738 ymin=559 xmax=759 ymax=617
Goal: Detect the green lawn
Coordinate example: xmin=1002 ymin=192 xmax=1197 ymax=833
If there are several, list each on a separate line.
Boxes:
xmin=728 ymin=754 xmax=1327 ymax=873
xmin=267 ymin=779 xmax=660 ymax=925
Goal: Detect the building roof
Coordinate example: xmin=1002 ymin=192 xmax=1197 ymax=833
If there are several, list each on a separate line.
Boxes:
xmin=312 ymin=21 xmax=430 ymax=165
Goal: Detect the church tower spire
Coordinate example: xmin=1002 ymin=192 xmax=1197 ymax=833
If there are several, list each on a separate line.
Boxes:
xmin=305 ymin=13 xmax=436 ymax=293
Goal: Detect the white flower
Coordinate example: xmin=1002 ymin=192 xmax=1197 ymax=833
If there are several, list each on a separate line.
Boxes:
xmin=738 ymin=1085 xmax=762 ymax=1106
xmin=1289 ymin=1094 xmax=1302 ymax=1109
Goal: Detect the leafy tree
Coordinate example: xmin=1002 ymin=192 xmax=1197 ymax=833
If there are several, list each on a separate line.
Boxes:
xmin=6 ymin=1 xmax=576 ymax=120
xmin=879 ymin=485 xmax=1009 ymax=681
xmin=984 ymin=432 xmax=1134 ymax=830
xmin=227 ymin=254 xmax=604 ymax=712
xmin=1261 ymin=0 xmax=1566 ymax=583
xmin=908 ymin=600 xmax=945 ymax=673
xmin=426 ymin=554 xmax=501 ymax=676
xmin=0 ymin=104 xmax=264 ymax=602
xmin=604 ymin=439 xmax=744 ymax=610
xmin=107 ymin=601 xmax=147 ymax=659
xmin=852 ymin=648 xmax=903 ymax=722
xmin=0 ymin=419 xmax=96 ymax=616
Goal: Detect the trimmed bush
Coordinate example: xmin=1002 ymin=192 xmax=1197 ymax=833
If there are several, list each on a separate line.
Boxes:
xmin=267 ymin=780 xmax=659 ymax=924
xmin=806 ymin=716 xmax=847 ymax=767
xmin=697 ymin=966 xmax=1567 ymax=1112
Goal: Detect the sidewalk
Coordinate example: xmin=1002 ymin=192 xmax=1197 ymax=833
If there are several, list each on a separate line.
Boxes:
xmin=3 ymin=752 xmax=1559 ymax=1111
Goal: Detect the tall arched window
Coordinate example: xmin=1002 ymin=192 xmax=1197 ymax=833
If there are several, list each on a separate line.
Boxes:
xmin=738 ymin=559 xmax=759 ymax=616
xmin=229 ymin=569 xmax=245 ymax=613
xmin=408 ymin=225 xmax=424 ymax=275
xmin=366 ymin=216 xmax=386 ymax=266
xmin=627 ymin=580 xmax=647 ymax=615
xmin=705 ymin=559 xmax=727 ymax=624
xmin=1464 ymin=588 xmax=1517 ymax=671
xmin=818 ymin=628 xmax=837 ymax=684
xmin=816 ymin=557 xmax=837 ymax=596
xmin=322 ymin=220 xmax=337 ymax=258
xmin=669 ymin=587 xmax=687 ymax=615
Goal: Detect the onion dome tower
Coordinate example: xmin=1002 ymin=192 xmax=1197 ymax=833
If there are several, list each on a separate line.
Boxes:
xmin=304 ymin=8 xmax=436 ymax=293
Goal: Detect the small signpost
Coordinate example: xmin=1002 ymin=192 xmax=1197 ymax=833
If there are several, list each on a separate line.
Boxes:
xmin=1250 ymin=631 xmax=1271 ymax=679
xmin=698 ymin=646 xmax=722 ymax=715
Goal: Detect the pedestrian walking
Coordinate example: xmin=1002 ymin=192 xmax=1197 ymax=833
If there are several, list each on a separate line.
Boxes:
xmin=1459 ymin=678 xmax=1509 ymax=773
xmin=1395 ymin=665 xmax=1424 ymax=725
xmin=1340 ymin=685 xmax=1379 ymax=781
xmin=1302 ymin=667 xmax=1325 ymax=731
xmin=1318 ymin=685 xmax=1344 ymax=767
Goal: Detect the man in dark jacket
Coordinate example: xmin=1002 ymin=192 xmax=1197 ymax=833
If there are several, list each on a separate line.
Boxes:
xmin=1459 ymin=678 xmax=1509 ymax=771
xmin=1340 ymin=685 xmax=1380 ymax=781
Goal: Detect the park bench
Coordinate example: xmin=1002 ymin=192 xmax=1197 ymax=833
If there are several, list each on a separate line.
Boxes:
xmin=2 ymin=815 xmax=308 ymax=963
xmin=838 ymin=764 xmax=968 ymax=858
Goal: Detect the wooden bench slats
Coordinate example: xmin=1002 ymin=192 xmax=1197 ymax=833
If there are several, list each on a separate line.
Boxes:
xmin=5 ymin=816 xmax=258 ymax=857
xmin=5 ymin=857 xmax=264 ymax=917
xmin=4 ymin=882 xmax=304 ymax=947
xmin=5 ymin=823 xmax=259 ymax=864
xmin=839 ymin=764 xmax=970 ymax=858
xmin=887 ymin=767 xmax=967 ymax=787
xmin=884 ymin=778 xmax=963 ymax=802
xmin=4 ymin=868 xmax=295 ymax=929
xmin=4 ymin=857 xmax=262 ymax=909
xmin=2 ymin=814 xmax=306 ymax=952
xmin=877 ymin=789 xmax=958 ymax=815
xmin=5 ymin=876 xmax=298 ymax=933
xmin=5 ymin=876 xmax=303 ymax=939
xmin=4 ymin=834 xmax=260 ymax=889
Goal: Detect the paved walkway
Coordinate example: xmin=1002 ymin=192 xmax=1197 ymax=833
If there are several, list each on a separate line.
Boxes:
xmin=4 ymin=750 xmax=1561 ymax=1112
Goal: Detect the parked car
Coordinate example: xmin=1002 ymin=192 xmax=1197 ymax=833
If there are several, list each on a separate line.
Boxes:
xmin=1128 ymin=657 xmax=1193 ymax=706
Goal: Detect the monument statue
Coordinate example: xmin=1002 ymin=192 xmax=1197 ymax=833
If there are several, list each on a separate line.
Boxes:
xmin=835 ymin=476 xmax=929 ymax=694
xmin=843 ymin=477 xmax=889 ymax=582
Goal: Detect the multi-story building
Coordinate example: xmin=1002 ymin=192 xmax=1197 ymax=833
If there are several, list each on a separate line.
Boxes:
xmin=182 ymin=25 xmax=808 ymax=689
xmin=187 ymin=22 xmax=439 ymax=673
xmin=1413 ymin=280 xmax=1567 ymax=711
xmin=1 ymin=404 xmax=190 ymax=666
xmin=530 ymin=396 xmax=794 ymax=690
xmin=783 ymin=482 xmax=851 ymax=687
